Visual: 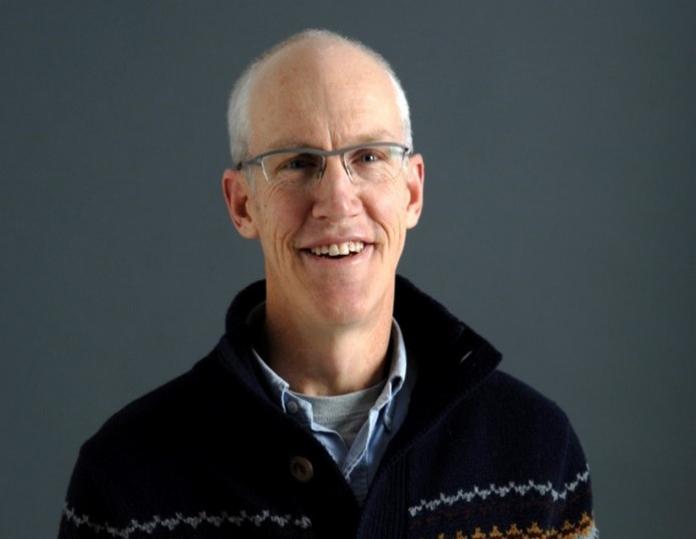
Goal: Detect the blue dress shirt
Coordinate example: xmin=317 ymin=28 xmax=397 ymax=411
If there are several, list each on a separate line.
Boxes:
xmin=250 ymin=315 xmax=416 ymax=504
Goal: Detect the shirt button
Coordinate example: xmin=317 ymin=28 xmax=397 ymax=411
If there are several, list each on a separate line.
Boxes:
xmin=289 ymin=456 xmax=314 ymax=483
xmin=287 ymin=400 xmax=299 ymax=414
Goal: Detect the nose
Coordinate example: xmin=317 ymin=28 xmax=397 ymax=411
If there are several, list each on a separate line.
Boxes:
xmin=311 ymin=155 xmax=362 ymax=221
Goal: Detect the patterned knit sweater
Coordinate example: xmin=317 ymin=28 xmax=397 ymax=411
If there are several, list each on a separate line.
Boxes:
xmin=59 ymin=277 xmax=597 ymax=538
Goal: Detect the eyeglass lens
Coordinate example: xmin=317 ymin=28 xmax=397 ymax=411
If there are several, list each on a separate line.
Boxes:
xmin=260 ymin=144 xmax=406 ymax=184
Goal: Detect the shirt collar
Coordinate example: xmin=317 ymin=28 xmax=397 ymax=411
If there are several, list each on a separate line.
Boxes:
xmin=375 ymin=318 xmax=407 ymax=426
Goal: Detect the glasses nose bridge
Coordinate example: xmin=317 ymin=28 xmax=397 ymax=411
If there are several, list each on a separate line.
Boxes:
xmin=317 ymin=149 xmax=355 ymax=183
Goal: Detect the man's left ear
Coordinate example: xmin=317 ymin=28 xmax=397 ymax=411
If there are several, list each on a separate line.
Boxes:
xmin=405 ymin=154 xmax=425 ymax=229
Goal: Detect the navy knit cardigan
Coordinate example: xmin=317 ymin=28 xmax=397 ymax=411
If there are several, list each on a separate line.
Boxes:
xmin=59 ymin=276 xmax=596 ymax=538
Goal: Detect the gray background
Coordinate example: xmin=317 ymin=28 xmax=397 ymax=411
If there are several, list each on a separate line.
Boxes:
xmin=2 ymin=2 xmax=694 ymax=538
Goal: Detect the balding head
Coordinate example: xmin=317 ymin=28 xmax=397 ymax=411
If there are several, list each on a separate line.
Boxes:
xmin=227 ymin=30 xmax=412 ymax=166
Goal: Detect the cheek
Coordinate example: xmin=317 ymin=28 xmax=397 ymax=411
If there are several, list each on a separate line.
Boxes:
xmin=372 ymin=183 xmax=411 ymax=228
xmin=255 ymin=190 xmax=310 ymax=244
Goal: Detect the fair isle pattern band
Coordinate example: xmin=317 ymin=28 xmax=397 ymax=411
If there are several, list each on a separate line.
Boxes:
xmin=428 ymin=514 xmax=598 ymax=539
xmin=581 ymin=523 xmax=600 ymax=539
xmin=408 ymin=465 xmax=591 ymax=518
xmin=62 ymin=504 xmax=312 ymax=538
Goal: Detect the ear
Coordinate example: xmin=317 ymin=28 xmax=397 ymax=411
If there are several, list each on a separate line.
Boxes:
xmin=221 ymin=168 xmax=259 ymax=239
xmin=404 ymin=153 xmax=425 ymax=229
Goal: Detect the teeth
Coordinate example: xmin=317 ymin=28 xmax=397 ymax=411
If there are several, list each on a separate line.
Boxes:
xmin=310 ymin=241 xmax=365 ymax=257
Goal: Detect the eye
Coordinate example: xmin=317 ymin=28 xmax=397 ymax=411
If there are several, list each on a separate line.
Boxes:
xmin=352 ymin=148 xmax=387 ymax=165
xmin=278 ymin=153 xmax=322 ymax=171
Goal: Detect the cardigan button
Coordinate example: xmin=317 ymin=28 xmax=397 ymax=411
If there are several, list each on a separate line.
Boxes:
xmin=290 ymin=456 xmax=314 ymax=483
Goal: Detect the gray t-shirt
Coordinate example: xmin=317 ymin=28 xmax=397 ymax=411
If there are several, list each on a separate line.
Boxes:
xmin=289 ymin=380 xmax=385 ymax=448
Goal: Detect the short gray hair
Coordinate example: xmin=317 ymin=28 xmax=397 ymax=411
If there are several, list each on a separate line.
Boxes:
xmin=226 ymin=29 xmax=413 ymax=166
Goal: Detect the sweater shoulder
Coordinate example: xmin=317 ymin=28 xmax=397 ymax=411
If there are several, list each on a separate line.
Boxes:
xmin=464 ymin=369 xmax=586 ymax=470
xmin=79 ymin=352 xmax=220 ymax=461
xmin=482 ymin=369 xmax=570 ymax=427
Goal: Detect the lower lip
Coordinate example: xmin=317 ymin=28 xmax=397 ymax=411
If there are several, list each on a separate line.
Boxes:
xmin=301 ymin=244 xmax=373 ymax=266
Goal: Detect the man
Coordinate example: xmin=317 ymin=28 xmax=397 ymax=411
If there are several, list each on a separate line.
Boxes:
xmin=60 ymin=30 xmax=596 ymax=539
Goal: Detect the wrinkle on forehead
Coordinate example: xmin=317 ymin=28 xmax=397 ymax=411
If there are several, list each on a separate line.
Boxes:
xmin=248 ymin=40 xmax=403 ymax=153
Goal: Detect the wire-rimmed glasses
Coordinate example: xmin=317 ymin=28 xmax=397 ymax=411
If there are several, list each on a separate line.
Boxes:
xmin=236 ymin=142 xmax=411 ymax=186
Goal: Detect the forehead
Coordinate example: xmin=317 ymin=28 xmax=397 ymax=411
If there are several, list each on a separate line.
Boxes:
xmin=248 ymin=41 xmax=403 ymax=152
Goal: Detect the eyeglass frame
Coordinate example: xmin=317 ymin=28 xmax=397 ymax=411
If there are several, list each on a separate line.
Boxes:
xmin=235 ymin=141 xmax=413 ymax=184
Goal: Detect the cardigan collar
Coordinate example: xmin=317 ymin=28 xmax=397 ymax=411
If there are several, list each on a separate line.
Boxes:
xmin=218 ymin=275 xmax=501 ymax=411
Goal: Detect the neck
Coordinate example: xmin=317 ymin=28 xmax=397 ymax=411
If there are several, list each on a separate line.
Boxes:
xmin=262 ymin=293 xmax=394 ymax=397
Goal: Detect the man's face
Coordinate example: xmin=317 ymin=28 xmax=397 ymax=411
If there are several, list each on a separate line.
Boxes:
xmin=224 ymin=43 xmax=424 ymax=328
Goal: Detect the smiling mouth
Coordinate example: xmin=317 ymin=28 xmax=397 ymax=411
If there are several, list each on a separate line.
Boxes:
xmin=304 ymin=240 xmax=367 ymax=258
